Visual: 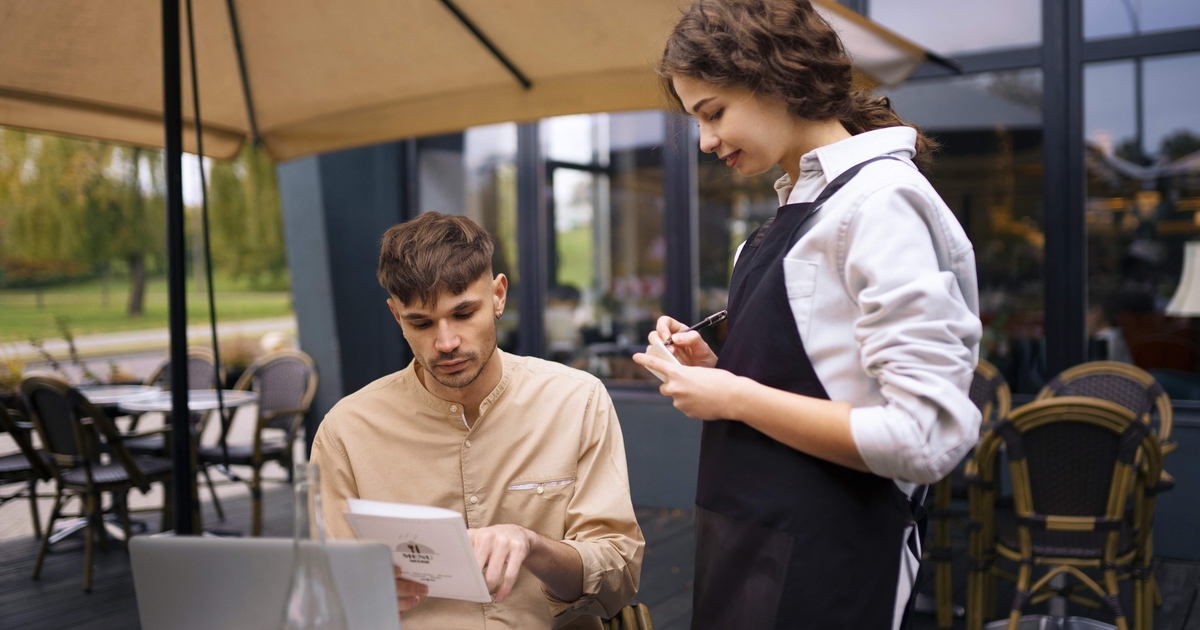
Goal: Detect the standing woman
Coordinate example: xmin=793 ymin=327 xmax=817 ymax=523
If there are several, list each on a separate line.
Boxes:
xmin=633 ymin=1 xmax=983 ymax=628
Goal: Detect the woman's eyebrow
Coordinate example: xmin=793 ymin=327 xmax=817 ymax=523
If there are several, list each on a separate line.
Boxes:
xmin=690 ymin=96 xmax=715 ymax=115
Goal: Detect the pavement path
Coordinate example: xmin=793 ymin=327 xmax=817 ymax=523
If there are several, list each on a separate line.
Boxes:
xmin=3 ymin=316 xmax=297 ymax=362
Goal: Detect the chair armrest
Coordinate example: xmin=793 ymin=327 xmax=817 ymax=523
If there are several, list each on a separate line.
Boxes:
xmin=1153 ymin=470 xmax=1175 ymax=495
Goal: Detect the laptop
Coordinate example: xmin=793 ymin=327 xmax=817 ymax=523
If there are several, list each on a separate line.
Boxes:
xmin=130 ymin=536 xmax=402 ymax=630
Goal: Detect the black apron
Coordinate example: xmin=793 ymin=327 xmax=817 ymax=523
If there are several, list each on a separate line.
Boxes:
xmin=692 ymin=157 xmax=913 ymax=630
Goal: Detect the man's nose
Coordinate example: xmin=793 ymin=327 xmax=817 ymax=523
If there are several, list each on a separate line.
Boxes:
xmin=434 ymin=321 xmax=460 ymax=354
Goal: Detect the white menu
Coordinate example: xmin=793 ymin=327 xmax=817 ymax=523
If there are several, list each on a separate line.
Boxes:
xmin=345 ymin=499 xmax=492 ymax=603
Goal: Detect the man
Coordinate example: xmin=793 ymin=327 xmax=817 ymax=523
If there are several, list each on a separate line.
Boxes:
xmin=310 ymin=212 xmax=644 ymax=630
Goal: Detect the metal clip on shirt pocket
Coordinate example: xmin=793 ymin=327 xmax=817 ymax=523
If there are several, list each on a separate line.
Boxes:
xmin=507 ymin=478 xmax=575 ymax=495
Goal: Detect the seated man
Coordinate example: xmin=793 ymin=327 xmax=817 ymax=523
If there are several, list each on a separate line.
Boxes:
xmin=311 ymin=212 xmax=644 ymax=630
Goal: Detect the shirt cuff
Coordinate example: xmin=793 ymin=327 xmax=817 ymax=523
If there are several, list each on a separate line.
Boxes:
xmin=849 ymin=405 xmax=905 ymax=480
xmin=545 ymin=539 xmax=606 ymax=618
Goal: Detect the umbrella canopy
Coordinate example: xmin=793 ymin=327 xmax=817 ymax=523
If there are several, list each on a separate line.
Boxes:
xmin=0 ymin=0 xmax=943 ymax=162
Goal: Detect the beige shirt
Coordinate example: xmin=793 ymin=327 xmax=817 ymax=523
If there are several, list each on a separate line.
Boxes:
xmin=310 ymin=350 xmax=644 ymax=630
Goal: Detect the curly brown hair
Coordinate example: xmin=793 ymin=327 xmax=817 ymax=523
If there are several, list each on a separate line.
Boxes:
xmin=658 ymin=0 xmax=937 ymax=171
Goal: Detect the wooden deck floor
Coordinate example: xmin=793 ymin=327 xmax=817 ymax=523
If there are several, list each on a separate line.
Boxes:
xmin=1 ymin=493 xmax=1198 ymax=630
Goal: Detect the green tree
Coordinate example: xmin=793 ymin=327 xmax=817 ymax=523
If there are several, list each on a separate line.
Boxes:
xmin=209 ymin=143 xmax=286 ymax=289
xmin=0 ymin=128 xmax=165 ymax=315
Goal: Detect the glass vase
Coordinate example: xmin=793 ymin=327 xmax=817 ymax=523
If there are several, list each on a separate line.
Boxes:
xmin=279 ymin=463 xmax=349 ymax=630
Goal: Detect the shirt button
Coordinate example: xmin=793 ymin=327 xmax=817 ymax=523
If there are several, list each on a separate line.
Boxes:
xmin=450 ymin=404 xmax=458 ymax=413
xmin=465 ymin=439 xmax=472 ymax=448
xmin=536 ymin=485 xmax=544 ymax=495
xmin=469 ymin=495 xmax=479 ymax=504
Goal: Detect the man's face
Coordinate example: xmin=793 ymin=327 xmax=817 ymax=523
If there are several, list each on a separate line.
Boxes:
xmin=388 ymin=274 xmax=507 ymax=390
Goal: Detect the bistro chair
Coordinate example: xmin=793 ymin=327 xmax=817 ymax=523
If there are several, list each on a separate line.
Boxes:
xmin=966 ymin=397 xmax=1162 ymax=630
xmin=20 ymin=375 xmax=174 ymax=592
xmin=928 ymin=358 xmax=1012 ymax=627
xmin=197 ymin=349 xmax=317 ymax=536
xmin=1037 ymin=361 xmax=1176 ymax=611
xmin=602 ymin=602 xmax=654 ymax=630
xmin=0 ymin=398 xmax=53 ymax=538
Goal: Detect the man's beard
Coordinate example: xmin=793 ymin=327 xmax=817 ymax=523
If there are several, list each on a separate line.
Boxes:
xmin=418 ymin=330 xmax=497 ymax=390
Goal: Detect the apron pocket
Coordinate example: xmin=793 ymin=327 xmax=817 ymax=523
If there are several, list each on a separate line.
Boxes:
xmin=693 ymin=505 xmax=794 ymax=630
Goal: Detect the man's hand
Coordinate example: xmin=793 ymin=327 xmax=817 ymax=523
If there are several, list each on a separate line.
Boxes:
xmin=468 ymin=524 xmax=535 ymax=603
xmin=393 ymin=565 xmax=428 ymax=615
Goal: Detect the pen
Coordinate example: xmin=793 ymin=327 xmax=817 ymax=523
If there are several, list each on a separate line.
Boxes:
xmin=663 ymin=310 xmax=728 ymax=346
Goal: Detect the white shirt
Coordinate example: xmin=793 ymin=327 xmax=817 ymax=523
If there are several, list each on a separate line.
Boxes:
xmin=762 ymin=126 xmax=983 ymax=488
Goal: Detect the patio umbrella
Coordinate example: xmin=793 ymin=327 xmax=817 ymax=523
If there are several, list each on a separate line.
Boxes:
xmin=0 ymin=0 xmax=953 ymax=534
xmin=0 ymin=0 xmax=950 ymax=161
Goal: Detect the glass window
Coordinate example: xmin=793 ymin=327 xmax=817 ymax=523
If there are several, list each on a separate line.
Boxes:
xmin=464 ymin=124 xmax=520 ymax=352
xmin=541 ymin=111 xmax=667 ymax=383
xmin=696 ymin=121 xmax=785 ymax=355
xmin=1085 ymin=52 xmax=1200 ymax=400
xmin=870 ymin=0 xmax=1041 ymax=56
xmin=886 ymin=71 xmax=1047 ymax=393
xmin=1085 ymin=0 xmax=1200 ymax=40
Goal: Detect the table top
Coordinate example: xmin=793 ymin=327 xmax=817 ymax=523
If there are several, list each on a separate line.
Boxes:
xmin=77 ymin=384 xmax=159 ymax=405
xmin=118 ymin=389 xmax=258 ymax=413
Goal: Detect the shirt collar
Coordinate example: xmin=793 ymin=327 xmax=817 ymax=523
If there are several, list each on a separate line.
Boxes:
xmin=402 ymin=348 xmax=512 ymax=421
xmin=774 ymin=126 xmax=918 ymax=205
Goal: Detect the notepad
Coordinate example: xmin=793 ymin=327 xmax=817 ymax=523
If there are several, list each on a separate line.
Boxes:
xmin=344 ymin=499 xmax=492 ymax=603
xmin=643 ymin=333 xmax=681 ymax=382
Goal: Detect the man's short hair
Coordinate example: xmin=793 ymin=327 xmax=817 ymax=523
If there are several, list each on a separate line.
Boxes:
xmin=377 ymin=212 xmax=495 ymax=306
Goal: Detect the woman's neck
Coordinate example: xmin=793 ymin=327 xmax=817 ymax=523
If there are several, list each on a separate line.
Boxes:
xmin=780 ymin=119 xmax=853 ymax=184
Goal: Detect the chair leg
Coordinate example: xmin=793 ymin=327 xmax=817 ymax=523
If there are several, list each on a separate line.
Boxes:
xmin=251 ymin=466 xmax=263 ymax=537
xmin=1006 ymin=561 xmax=1032 ymax=630
xmin=83 ymin=492 xmax=96 ymax=592
xmin=116 ymin=491 xmax=133 ymax=543
xmin=27 ymin=477 xmax=41 ymax=539
xmin=161 ymin=481 xmax=174 ymax=533
xmin=201 ymin=465 xmax=225 ymax=521
xmin=1104 ymin=567 xmax=1129 ymax=630
xmin=32 ymin=490 xmax=64 ymax=579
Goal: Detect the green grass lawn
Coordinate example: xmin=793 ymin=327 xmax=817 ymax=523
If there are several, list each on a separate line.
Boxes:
xmin=0 ymin=275 xmax=292 ymax=343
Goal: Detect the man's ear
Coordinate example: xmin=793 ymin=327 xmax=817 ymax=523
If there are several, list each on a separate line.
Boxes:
xmin=492 ymin=273 xmax=508 ymax=316
xmin=386 ymin=297 xmax=404 ymax=325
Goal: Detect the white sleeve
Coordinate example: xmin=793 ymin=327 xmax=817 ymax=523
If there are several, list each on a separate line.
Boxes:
xmin=842 ymin=184 xmax=983 ymax=484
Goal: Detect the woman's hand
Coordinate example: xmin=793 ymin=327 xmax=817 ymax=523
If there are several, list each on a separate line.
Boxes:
xmin=653 ymin=316 xmax=719 ymax=368
xmin=632 ymin=352 xmax=747 ymax=420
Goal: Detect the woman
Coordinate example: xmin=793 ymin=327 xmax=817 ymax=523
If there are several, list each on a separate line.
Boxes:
xmin=632 ymin=1 xmax=983 ymax=628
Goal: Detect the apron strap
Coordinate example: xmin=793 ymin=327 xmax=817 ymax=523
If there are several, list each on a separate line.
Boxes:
xmin=786 ymin=154 xmax=907 ymax=247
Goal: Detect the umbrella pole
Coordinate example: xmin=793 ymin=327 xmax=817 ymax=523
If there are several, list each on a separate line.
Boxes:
xmin=163 ymin=0 xmax=195 ymax=535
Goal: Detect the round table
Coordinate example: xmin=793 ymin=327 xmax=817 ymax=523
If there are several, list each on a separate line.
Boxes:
xmin=118 ymin=389 xmax=258 ymax=414
xmin=77 ymin=384 xmax=159 ymax=406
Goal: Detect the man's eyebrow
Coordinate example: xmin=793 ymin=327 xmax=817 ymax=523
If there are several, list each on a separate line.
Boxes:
xmin=690 ymin=96 xmax=715 ymax=115
xmin=451 ymin=299 xmax=482 ymax=312
xmin=400 ymin=312 xmax=430 ymax=321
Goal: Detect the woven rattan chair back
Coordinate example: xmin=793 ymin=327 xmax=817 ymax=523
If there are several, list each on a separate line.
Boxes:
xmin=239 ymin=351 xmax=318 ymax=433
xmin=0 ymin=398 xmax=52 ymax=481
xmin=1037 ymin=360 xmax=1173 ymax=449
xmin=144 ymin=346 xmax=226 ymax=391
xmin=970 ymin=358 xmax=1012 ymax=429
xmin=973 ymin=396 xmax=1162 ymax=630
xmin=20 ymin=375 xmax=151 ymax=491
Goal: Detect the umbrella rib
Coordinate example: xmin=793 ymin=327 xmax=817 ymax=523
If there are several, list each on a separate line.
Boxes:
xmin=437 ymin=0 xmax=532 ymax=90
xmin=225 ymin=0 xmax=263 ymax=144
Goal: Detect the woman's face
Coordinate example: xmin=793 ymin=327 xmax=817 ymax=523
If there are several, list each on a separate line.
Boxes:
xmin=672 ymin=75 xmax=799 ymax=177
